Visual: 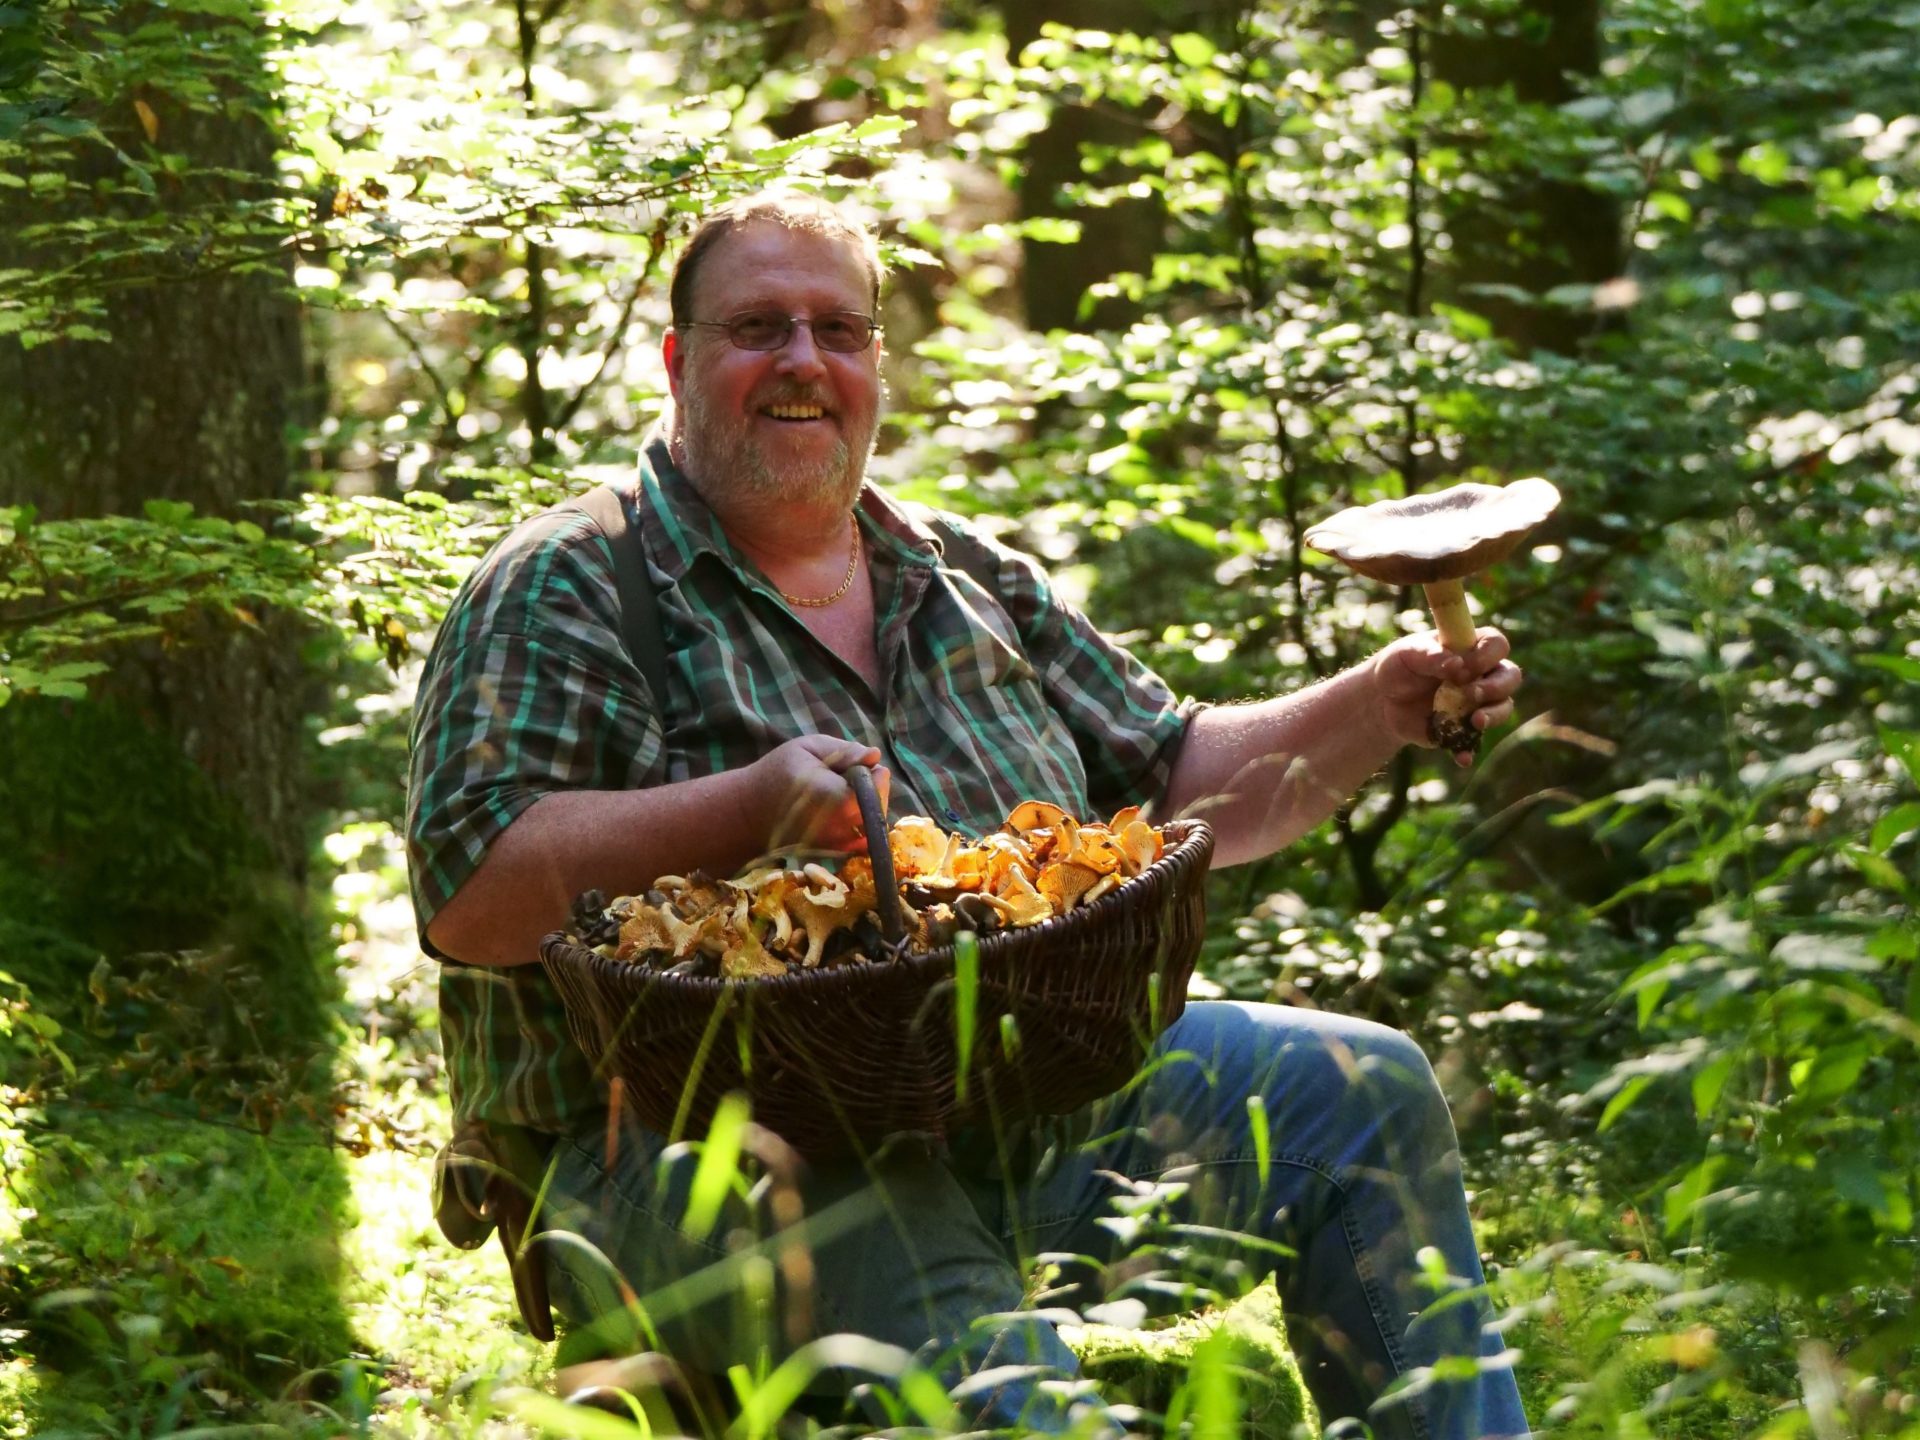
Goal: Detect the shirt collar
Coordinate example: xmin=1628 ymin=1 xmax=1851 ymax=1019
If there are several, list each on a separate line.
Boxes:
xmin=635 ymin=433 xmax=946 ymax=584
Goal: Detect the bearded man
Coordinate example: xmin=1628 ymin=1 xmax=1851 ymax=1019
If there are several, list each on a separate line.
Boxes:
xmin=406 ymin=191 xmax=1531 ymax=1439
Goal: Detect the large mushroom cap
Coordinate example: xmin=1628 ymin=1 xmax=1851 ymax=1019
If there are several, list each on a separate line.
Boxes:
xmin=1304 ymin=477 xmax=1561 ymax=587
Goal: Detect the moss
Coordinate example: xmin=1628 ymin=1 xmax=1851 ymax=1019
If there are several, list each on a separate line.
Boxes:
xmin=1065 ymin=1285 xmax=1315 ymax=1438
xmin=1 ymin=1106 xmax=359 ymax=1436
xmin=0 ymin=697 xmax=285 ymax=951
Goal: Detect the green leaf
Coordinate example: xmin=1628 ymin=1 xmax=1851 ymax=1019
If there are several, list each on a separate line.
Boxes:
xmin=1827 ymin=1153 xmax=1912 ymax=1231
xmin=35 ymin=116 xmax=103 ymax=141
xmin=1870 ymin=803 xmax=1920 ymax=856
xmin=848 ymin=114 xmax=908 ymax=145
xmin=1015 ymin=216 xmax=1082 ymax=245
xmin=1598 ymin=1074 xmax=1653 ymax=1132
xmin=41 ymin=661 xmax=107 ymax=683
xmin=1739 ymin=142 xmax=1792 ymax=185
xmin=1632 ymin=612 xmax=1706 ymax=660
xmin=1169 ymin=32 xmax=1217 ymax=67
xmin=1790 ymin=1041 xmax=1869 ymax=1104
xmin=953 ymin=931 xmax=979 ymax=1104
xmin=1847 ymin=845 xmax=1911 ymax=894
xmin=1665 ymin=1155 xmax=1727 ymax=1236
xmin=1737 ymin=739 xmax=1861 ymax=791
xmin=1619 ymin=87 xmax=1678 ymax=128
xmin=1772 ymin=932 xmax=1879 ymax=974
xmin=897 ymin=1367 xmax=963 ymax=1430
xmin=681 ymin=1091 xmax=749 ymax=1241
xmin=1431 ymin=302 xmax=1492 ymax=340
xmin=1648 ymin=191 xmax=1692 ymax=224
xmin=1248 ymin=1094 xmax=1270 ymax=1189
xmin=1692 ymin=1053 xmax=1736 ymax=1120
xmin=1881 ymin=727 xmax=1920 ymax=787
xmin=1860 ymin=655 xmax=1920 ymax=685
xmin=142 ymin=499 xmax=196 ymax=525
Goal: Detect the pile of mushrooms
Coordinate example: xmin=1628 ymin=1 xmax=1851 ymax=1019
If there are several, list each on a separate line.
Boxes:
xmin=564 ymin=803 xmax=1169 ymax=979
xmin=1305 ymin=477 xmax=1560 ymax=754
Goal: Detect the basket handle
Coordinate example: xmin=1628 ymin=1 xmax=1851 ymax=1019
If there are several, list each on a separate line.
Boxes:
xmin=845 ymin=763 xmax=907 ymax=945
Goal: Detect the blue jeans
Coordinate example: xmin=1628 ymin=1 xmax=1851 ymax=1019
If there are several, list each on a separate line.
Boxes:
xmin=539 ymin=1002 xmax=1529 ymax=1439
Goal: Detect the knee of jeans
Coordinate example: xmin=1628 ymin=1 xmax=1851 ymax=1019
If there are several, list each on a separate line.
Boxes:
xmin=1271 ymin=1014 xmax=1449 ymax=1135
xmin=1341 ymin=1019 xmax=1452 ymax=1132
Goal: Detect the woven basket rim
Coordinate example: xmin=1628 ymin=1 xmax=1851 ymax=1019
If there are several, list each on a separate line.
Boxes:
xmin=540 ymin=816 xmax=1214 ymax=992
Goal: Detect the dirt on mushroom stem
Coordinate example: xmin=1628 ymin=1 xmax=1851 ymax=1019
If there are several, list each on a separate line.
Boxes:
xmin=1422 ymin=576 xmax=1483 ymax=753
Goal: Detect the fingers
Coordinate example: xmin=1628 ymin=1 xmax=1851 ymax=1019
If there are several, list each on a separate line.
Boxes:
xmin=1445 ymin=673 xmax=1520 ymax=767
xmin=1437 ymin=628 xmax=1512 ymax=684
xmin=1389 ymin=628 xmax=1508 ymax=680
xmin=1470 ymin=657 xmax=1524 ymax=703
xmin=795 ymin=734 xmax=884 ymax=772
xmin=760 ymin=736 xmax=889 ymax=852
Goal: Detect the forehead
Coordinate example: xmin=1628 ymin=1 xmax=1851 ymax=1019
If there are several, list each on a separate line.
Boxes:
xmin=688 ymin=221 xmax=873 ymax=316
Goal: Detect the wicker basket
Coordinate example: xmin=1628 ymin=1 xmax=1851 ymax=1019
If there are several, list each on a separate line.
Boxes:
xmin=538 ymin=770 xmax=1214 ymax=1161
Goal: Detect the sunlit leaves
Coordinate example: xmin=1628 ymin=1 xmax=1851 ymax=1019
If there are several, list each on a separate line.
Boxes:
xmin=0 ymin=502 xmax=318 ymax=700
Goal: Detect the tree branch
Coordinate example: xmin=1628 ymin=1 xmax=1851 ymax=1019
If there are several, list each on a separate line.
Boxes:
xmin=550 ymin=217 xmax=672 ymax=433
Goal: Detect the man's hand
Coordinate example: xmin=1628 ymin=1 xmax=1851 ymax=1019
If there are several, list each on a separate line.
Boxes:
xmin=1369 ymin=629 xmax=1524 ymax=766
xmin=749 ymin=735 xmax=891 ymax=852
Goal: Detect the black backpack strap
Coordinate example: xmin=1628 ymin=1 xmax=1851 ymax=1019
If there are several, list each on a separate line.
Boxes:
xmin=568 ymin=484 xmax=669 ymax=708
xmin=936 ymin=522 xmax=1004 ymax=601
xmin=936 ymin=520 xmax=1031 ymax=664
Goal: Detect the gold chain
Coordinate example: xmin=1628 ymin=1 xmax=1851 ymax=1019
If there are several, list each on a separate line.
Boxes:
xmin=779 ymin=516 xmax=861 ymax=609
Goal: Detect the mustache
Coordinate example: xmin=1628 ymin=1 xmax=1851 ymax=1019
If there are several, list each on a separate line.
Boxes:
xmin=754 ymin=385 xmax=835 ymax=411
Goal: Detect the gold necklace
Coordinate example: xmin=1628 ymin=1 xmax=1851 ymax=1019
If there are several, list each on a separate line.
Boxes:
xmin=779 ymin=516 xmax=861 ymax=609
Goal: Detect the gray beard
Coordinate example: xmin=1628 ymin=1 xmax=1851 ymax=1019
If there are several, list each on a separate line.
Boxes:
xmin=675 ymin=389 xmax=872 ymax=515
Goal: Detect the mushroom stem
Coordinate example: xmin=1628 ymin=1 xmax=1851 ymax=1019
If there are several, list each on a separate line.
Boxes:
xmin=1421 ymin=577 xmax=1479 ymax=653
xmin=1420 ymin=577 xmax=1482 ymax=754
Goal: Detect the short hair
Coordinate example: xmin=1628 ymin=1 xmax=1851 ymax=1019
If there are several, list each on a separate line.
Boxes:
xmin=668 ymin=192 xmax=885 ymax=327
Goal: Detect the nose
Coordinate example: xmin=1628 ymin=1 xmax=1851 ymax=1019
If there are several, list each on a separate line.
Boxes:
xmin=773 ymin=319 xmax=828 ymax=379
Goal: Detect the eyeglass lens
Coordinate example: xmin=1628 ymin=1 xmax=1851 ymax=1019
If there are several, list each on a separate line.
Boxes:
xmin=722 ymin=311 xmax=876 ymax=352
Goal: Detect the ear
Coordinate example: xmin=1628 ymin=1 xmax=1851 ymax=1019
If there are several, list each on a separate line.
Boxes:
xmin=663 ymin=328 xmax=685 ymax=402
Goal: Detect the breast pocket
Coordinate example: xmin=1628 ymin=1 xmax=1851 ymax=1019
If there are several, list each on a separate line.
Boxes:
xmin=940 ymin=630 xmax=1039 ymax=696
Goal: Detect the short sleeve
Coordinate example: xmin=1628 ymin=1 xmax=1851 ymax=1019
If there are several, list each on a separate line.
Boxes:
xmin=405 ymin=512 xmax=663 ymax=948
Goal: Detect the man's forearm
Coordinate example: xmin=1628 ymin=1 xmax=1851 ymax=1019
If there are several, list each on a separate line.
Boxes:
xmin=426 ymin=769 xmax=771 ymax=967
xmin=1161 ymin=662 xmax=1400 ymax=868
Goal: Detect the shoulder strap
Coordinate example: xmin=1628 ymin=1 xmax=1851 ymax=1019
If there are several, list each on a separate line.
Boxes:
xmin=568 ymin=485 xmax=669 ymax=708
xmin=936 ymin=522 xmax=1008 ymax=608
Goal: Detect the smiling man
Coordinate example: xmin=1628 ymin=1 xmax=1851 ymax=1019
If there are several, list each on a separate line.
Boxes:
xmin=406 ymin=191 xmax=1531 ymax=1438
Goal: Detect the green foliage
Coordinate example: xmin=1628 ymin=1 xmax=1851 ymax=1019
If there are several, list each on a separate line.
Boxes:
xmin=0 ymin=697 xmax=306 ymax=958
xmin=0 ymin=502 xmax=315 ymax=705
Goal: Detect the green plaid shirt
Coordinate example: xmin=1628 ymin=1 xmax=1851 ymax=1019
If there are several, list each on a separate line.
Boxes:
xmin=406 ymin=438 xmax=1197 ymax=1151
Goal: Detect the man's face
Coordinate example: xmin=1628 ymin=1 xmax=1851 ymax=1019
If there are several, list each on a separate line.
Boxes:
xmin=665 ymin=222 xmax=883 ymax=513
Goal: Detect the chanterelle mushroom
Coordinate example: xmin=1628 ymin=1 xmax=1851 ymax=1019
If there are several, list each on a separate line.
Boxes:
xmin=1305 ymin=477 xmax=1560 ymax=754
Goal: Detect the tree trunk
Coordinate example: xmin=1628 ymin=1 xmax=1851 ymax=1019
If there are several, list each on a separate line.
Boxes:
xmin=1429 ymin=0 xmax=1618 ymax=354
xmin=0 ymin=1 xmax=315 ymax=891
xmin=995 ymin=0 xmax=1245 ymax=332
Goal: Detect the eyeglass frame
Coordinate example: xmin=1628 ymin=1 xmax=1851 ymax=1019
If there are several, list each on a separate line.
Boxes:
xmin=675 ymin=309 xmax=881 ymax=354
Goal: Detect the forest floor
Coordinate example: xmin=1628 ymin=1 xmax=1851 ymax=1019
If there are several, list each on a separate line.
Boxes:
xmin=1 ymin=822 xmax=552 ymax=1437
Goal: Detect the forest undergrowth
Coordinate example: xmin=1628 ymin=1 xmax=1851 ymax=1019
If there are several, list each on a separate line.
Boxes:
xmin=8 ymin=693 xmax=1916 ymax=1437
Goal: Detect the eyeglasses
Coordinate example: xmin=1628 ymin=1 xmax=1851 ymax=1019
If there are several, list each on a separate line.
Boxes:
xmin=680 ymin=310 xmax=879 ymax=353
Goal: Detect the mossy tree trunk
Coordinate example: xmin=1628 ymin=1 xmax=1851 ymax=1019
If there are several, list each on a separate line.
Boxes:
xmin=1429 ymin=0 xmax=1617 ymax=355
xmin=0 ymin=0 xmax=317 ymax=918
